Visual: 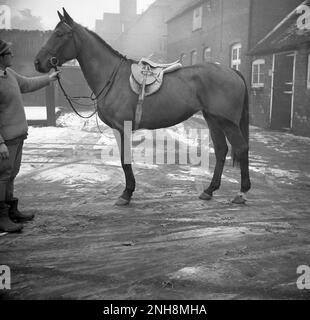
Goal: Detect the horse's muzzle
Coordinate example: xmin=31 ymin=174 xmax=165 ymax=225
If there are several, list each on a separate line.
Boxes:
xmin=34 ymin=59 xmax=42 ymax=72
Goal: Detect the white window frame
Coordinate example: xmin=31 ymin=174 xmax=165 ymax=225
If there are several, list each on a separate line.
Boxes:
xmin=206 ymin=0 xmax=212 ymax=12
xmin=252 ymin=59 xmax=265 ymax=88
xmin=231 ymin=43 xmax=242 ymax=70
xmin=191 ymin=50 xmax=197 ymax=65
xmin=307 ymin=53 xmax=310 ymax=89
xmin=203 ymin=47 xmax=211 ymax=62
xmin=192 ymin=6 xmax=203 ymax=31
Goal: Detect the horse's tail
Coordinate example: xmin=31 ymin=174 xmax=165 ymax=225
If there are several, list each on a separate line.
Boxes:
xmin=232 ymin=69 xmax=249 ymax=167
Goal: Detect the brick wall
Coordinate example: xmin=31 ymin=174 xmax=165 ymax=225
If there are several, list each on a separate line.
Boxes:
xmin=167 ymin=0 xmax=309 ymax=131
xmin=249 ymin=0 xmax=303 ymax=49
xmin=249 ymin=48 xmax=310 ymax=137
xmin=167 ymin=0 xmax=252 ymax=84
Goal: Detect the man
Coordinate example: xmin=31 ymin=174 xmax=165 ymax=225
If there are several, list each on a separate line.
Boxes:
xmin=0 ymin=39 xmax=60 ymax=233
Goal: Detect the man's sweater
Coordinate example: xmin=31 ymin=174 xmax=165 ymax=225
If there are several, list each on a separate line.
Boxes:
xmin=0 ymin=68 xmax=51 ymax=143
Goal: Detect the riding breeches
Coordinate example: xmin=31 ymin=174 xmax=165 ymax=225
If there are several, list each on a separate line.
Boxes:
xmin=0 ymin=139 xmax=24 ymax=202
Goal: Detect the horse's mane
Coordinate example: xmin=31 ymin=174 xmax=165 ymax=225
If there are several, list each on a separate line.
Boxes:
xmin=85 ymin=28 xmax=134 ymax=62
xmin=56 ymin=20 xmax=136 ymax=62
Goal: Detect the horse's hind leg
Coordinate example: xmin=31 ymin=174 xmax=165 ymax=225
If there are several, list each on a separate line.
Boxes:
xmin=199 ymin=114 xmax=228 ymax=200
xmin=114 ymin=130 xmax=136 ymax=206
xmin=221 ymin=121 xmax=251 ymax=204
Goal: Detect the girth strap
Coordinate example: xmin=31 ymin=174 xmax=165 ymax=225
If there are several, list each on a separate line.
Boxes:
xmin=134 ymin=66 xmax=150 ymax=131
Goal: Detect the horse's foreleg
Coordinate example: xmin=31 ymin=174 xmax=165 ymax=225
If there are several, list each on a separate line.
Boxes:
xmin=114 ymin=130 xmax=135 ymax=206
xmin=199 ymin=116 xmax=228 ymax=200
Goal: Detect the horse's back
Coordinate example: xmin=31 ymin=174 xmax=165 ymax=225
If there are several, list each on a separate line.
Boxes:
xmin=142 ymin=63 xmax=246 ymax=128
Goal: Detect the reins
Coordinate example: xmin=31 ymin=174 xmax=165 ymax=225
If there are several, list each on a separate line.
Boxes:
xmin=45 ymin=23 xmax=125 ymax=119
xmin=51 ymin=57 xmax=124 ymax=119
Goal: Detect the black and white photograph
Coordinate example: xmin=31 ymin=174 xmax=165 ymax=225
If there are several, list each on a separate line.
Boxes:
xmin=0 ymin=0 xmax=310 ymax=308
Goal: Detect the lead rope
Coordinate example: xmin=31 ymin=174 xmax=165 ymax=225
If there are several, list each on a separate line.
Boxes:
xmin=51 ymin=58 xmax=124 ymax=119
xmin=50 ymin=58 xmax=124 ymax=133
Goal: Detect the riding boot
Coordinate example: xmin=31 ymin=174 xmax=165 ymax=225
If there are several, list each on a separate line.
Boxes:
xmin=0 ymin=202 xmax=23 ymax=233
xmin=6 ymin=198 xmax=34 ymax=222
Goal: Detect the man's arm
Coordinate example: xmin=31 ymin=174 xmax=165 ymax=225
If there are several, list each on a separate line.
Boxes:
xmin=8 ymin=68 xmax=60 ymax=93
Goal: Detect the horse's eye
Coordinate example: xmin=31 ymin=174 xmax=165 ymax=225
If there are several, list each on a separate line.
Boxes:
xmin=55 ymin=31 xmax=62 ymax=37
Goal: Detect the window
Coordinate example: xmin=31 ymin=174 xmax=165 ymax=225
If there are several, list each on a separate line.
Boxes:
xmin=231 ymin=43 xmax=242 ymax=70
xmin=206 ymin=0 xmax=212 ymax=12
xmin=192 ymin=6 xmax=203 ymax=31
xmin=307 ymin=53 xmax=310 ymax=89
xmin=191 ymin=50 xmax=197 ymax=65
xmin=203 ymin=47 xmax=211 ymax=62
xmin=252 ymin=59 xmax=265 ymax=88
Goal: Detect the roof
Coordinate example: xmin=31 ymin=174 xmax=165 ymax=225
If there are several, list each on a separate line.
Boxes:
xmin=166 ymin=0 xmax=204 ymax=23
xmin=249 ymin=0 xmax=310 ymax=55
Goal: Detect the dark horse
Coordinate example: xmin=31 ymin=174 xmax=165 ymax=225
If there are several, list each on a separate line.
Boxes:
xmin=34 ymin=9 xmax=251 ymax=206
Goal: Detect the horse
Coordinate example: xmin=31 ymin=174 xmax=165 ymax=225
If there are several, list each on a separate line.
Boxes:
xmin=34 ymin=8 xmax=251 ymax=206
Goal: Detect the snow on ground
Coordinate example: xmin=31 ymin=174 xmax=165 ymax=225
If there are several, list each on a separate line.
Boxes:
xmin=22 ymin=112 xmax=310 ymax=189
xmin=25 ymin=106 xmax=62 ymax=120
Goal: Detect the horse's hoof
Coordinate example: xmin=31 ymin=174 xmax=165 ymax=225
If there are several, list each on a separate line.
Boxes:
xmin=199 ymin=192 xmax=212 ymax=201
xmin=232 ymin=193 xmax=247 ymax=204
xmin=115 ymin=197 xmax=130 ymax=206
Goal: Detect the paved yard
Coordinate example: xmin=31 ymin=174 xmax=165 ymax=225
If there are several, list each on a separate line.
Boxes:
xmin=1 ymin=112 xmax=310 ymax=299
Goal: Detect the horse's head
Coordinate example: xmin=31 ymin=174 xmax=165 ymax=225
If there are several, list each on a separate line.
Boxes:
xmin=35 ymin=8 xmax=78 ymax=73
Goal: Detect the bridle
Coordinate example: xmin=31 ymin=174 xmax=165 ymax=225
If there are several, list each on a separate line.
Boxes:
xmin=41 ymin=22 xmax=124 ymax=120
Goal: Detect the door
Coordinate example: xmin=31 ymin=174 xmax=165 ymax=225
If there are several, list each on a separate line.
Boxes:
xmin=271 ymin=52 xmax=295 ymax=130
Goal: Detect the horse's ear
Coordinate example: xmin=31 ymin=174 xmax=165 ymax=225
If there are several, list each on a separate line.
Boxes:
xmin=57 ymin=11 xmax=64 ymax=21
xmin=62 ymin=8 xmax=74 ymax=26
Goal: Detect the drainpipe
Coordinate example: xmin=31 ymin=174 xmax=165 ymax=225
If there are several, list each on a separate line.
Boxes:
xmin=246 ymin=0 xmax=254 ymax=86
xmin=220 ymin=0 xmax=224 ymax=54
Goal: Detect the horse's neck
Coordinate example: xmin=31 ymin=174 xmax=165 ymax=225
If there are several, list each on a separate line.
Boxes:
xmin=76 ymin=28 xmax=121 ymax=95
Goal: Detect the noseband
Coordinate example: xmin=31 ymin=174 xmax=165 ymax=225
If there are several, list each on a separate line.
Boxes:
xmin=50 ymin=56 xmax=59 ymax=68
xmin=41 ymin=22 xmax=78 ymax=69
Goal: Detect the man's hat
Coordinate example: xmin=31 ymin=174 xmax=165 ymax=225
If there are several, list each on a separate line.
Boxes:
xmin=0 ymin=39 xmax=12 ymax=55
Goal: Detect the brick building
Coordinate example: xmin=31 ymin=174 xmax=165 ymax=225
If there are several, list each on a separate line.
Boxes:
xmin=166 ymin=0 xmax=304 ymax=132
xmin=95 ymin=0 xmax=139 ymax=47
xmin=114 ymin=0 xmax=189 ymax=61
xmin=249 ymin=0 xmax=310 ymax=136
xmin=167 ymin=0 xmax=301 ymax=79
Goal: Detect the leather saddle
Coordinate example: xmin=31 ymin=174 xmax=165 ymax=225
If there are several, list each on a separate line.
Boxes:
xmin=130 ymin=58 xmax=182 ymax=130
xmin=130 ymin=58 xmax=182 ymax=96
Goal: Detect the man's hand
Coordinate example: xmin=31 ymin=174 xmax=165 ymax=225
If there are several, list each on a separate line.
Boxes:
xmin=49 ymin=71 xmax=61 ymax=82
xmin=0 ymin=143 xmax=9 ymax=160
